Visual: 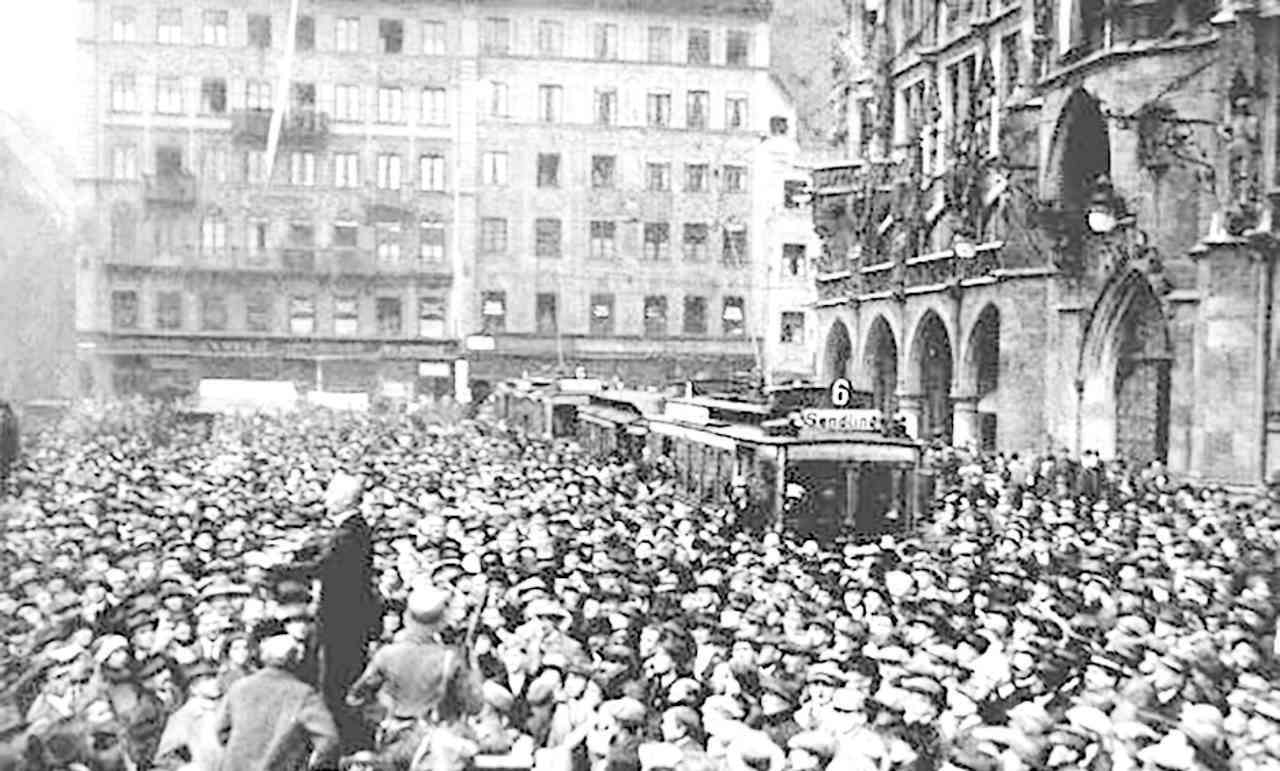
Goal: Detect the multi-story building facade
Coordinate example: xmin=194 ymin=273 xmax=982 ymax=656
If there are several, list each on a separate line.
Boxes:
xmin=813 ymin=0 xmax=1280 ymax=486
xmin=75 ymin=0 xmax=788 ymax=398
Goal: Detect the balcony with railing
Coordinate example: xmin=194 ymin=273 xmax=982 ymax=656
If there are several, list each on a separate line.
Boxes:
xmin=231 ymin=109 xmax=330 ymax=149
xmin=144 ymin=172 xmax=197 ymax=210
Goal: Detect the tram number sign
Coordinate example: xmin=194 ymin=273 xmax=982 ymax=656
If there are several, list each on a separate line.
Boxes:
xmin=830 ymin=378 xmax=854 ymax=408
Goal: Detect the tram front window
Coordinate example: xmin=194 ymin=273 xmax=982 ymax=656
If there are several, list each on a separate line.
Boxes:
xmin=786 ymin=461 xmax=845 ymax=538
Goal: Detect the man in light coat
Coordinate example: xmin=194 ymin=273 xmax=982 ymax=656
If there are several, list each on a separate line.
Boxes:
xmin=154 ymin=660 xmax=224 ymax=770
xmin=216 ymin=635 xmax=339 ymax=771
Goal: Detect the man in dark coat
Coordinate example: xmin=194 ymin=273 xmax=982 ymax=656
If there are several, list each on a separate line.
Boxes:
xmin=216 ymin=635 xmax=339 ymax=771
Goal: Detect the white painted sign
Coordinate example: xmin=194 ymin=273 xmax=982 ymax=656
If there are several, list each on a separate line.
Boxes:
xmin=465 ymin=335 xmax=496 ymax=351
xmin=794 ymin=408 xmax=918 ymax=439
xmin=830 ymin=378 xmax=854 ymax=407
xmin=418 ymin=361 xmax=453 ymax=378
xmin=665 ymin=401 xmax=711 ymax=426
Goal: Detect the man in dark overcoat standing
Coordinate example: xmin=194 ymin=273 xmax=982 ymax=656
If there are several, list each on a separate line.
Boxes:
xmin=0 ymin=401 xmax=18 ymax=497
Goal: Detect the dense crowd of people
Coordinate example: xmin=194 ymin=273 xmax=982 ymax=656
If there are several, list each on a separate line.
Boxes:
xmin=0 ymin=399 xmax=1278 ymax=770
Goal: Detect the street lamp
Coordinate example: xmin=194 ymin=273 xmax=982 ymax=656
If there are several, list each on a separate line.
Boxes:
xmin=1085 ymin=176 xmax=1131 ymax=235
xmin=953 ymin=239 xmax=978 ymax=259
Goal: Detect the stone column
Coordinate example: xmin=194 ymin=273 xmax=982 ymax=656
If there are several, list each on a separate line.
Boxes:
xmin=897 ymin=392 xmax=924 ymax=441
xmin=952 ymin=394 xmax=981 ymax=450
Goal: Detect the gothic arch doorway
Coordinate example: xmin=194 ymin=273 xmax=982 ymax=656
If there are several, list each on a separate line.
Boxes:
xmin=910 ymin=311 xmax=954 ymax=444
xmin=1079 ymin=273 xmax=1172 ymax=464
xmin=862 ymin=315 xmax=899 ymax=416
xmin=1113 ymin=285 xmax=1171 ymax=465
xmin=964 ymin=304 xmax=1001 ymax=451
xmin=823 ymin=319 xmax=853 ymax=383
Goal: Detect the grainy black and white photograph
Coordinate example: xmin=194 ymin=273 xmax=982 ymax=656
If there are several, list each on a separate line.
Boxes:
xmin=0 ymin=0 xmax=1279 ymax=768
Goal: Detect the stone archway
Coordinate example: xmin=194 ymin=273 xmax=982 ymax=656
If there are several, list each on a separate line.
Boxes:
xmin=909 ymin=311 xmax=954 ymax=444
xmin=1046 ymin=88 xmax=1111 ymax=214
xmin=962 ymin=304 xmax=1001 ymax=450
xmin=862 ymin=315 xmax=899 ymax=416
xmin=1079 ymin=271 xmax=1172 ymax=464
xmin=823 ymin=319 xmax=853 ymax=384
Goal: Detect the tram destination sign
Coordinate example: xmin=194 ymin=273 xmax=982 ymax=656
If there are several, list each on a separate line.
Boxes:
xmin=794 ymin=408 xmax=918 ymax=439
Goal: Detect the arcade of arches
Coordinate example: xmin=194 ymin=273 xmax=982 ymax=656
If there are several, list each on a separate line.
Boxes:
xmin=912 ymin=313 xmax=954 ymax=444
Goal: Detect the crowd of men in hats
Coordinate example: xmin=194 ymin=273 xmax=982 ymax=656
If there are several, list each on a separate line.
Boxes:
xmin=1 ymin=398 xmax=1279 ymax=770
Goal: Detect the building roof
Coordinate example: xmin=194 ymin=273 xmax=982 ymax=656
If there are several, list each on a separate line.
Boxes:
xmin=473 ymin=0 xmax=772 ymax=18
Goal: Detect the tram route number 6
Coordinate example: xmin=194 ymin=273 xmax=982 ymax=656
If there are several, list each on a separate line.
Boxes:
xmin=830 ymin=378 xmax=854 ymax=408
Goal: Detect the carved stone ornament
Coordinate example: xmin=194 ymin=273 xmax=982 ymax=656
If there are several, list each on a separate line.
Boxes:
xmin=1221 ymin=69 xmax=1263 ymax=235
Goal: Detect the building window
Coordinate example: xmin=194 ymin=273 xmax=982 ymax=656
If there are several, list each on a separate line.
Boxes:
xmin=196 ymin=145 xmax=223 ymax=182
xmin=723 ymin=297 xmax=745 ymax=336
xmin=489 ymin=81 xmax=509 ymax=117
xmin=156 ymin=77 xmax=183 ymax=114
xmin=289 ymin=296 xmax=315 ymax=335
xmin=647 ymin=163 xmax=671 ymax=192
xmin=648 ymin=26 xmax=672 ymax=62
xmin=536 ymin=293 xmax=557 ymax=335
xmin=780 ymin=311 xmax=806 ymax=344
xmin=480 ymin=218 xmax=508 ymax=254
xmin=770 ymin=116 xmax=789 ymax=136
xmin=333 ymin=222 xmax=359 ymax=248
xmin=334 ymin=17 xmax=359 ymax=52
xmin=334 ymin=296 xmax=359 ymax=336
xmin=683 ymin=223 xmax=709 ymax=261
xmin=726 ymin=30 xmax=751 ymax=66
xmin=858 ymin=97 xmax=876 ymax=157
xmin=333 ymin=153 xmax=360 ymax=189
xmin=245 ymin=80 xmax=272 ymax=111
xmin=201 ymin=294 xmax=228 ymax=331
xmin=246 ymin=294 xmax=272 ymax=331
xmin=783 ymin=180 xmax=809 ymax=208
xmin=687 ymin=28 xmax=710 ymax=64
xmin=377 ymin=87 xmax=403 ymax=123
xmin=156 ymin=291 xmax=183 ymax=330
xmin=644 ymin=296 xmax=668 ymax=337
xmin=595 ymin=89 xmax=617 ymax=126
xmin=244 ymin=151 xmax=267 ymax=184
xmin=538 ymin=20 xmax=563 ymax=56
xmin=111 ymin=74 xmax=138 ymax=112
xmin=482 ymin=151 xmax=508 ymax=186
xmin=157 ymin=8 xmax=182 ymax=44
xmin=111 ymin=145 xmax=138 ymax=180
xmin=201 ymin=78 xmax=227 ymax=114
xmin=247 ymin=220 xmax=269 ymax=256
xmin=376 ymin=154 xmax=401 ymax=189
xmin=684 ymin=296 xmax=707 ymax=335
xmin=684 ymin=164 xmax=708 ymax=193
xmin=591 ymin=155 xmax=616 ymax=188
xmin=536 ymin=153 xmax=561 ymax=188
xmin=643 ymin=223 xmax=670 ymax=260
xmin=289 ymin=223 xmax=315 ymax=247
xmin=111 ymin=7 xmax=137 ymax=42
xmin=726 ymin=96 xmax=749 ymax=130
xmin=421 ymin=87 xmax=447 ymax=124
xmin=687 ymin=91 xmax=709 ymax=130
xmin=589 ymin=294 xmax=614 ymax=336
xmin=1002 ymin=32 xmax=1022 ymax=99
xmin=589 ymin=221 xmax=616 ymax=260
xmin=376 ymin=223 xmax=402 ymax=262
xmin=290 ymin=152 xmax=316 ymax=186
xmin=722 ymin=226 xmax=749 ymax=265
xmin=156 ymin=145 xmax=183 ymax=174
xmin=480 ymin=291 xmax=506 ymax=333
xmin=111 ymin=205 xmax=137 ymax=256
xmin=422 ymin=21 xmax=446 ymax=55
xmin=535 ymin=218 xmax=561 ymax=258
xmin=376 ymin=297 xmax=402 ymax=336
xmin=783 ymin=243 xmax=807 ymax=276
xmin=419 ymin=297 xmax=446 ymax=337
xmin=247 ymin=14 xmax=271 ymax=49
xmin=593 ymin=23 xmax=618 ymax=59
xmin=481 ymin=17 xmax=510 ymax=54
xmin=111 ymin=290 xmax=139 ymax=329
xmin=538 ymin=85 xmax=563 ymax=123
xmin=647 ymin=93 xmax=672 ymax=128
xmin=202 ymin=10 xmax=228 ymax=45
xmin=201 ymin=213 xmax=227 ymax=252
xmin=292 ymin=82 xmax=316 ymax=111
xmin=419 ymin=221 xmax=445 ymax=262
xmin=295 ymin=15 xmax=315 ymax=50
xmin=333 ymin=85 xmax=361 ymax=121
xmin=419 ymin=153 xmax=445 ymax=191
xmin=723 ymin=165 xmax=747 ymax=193
xmin=379 ymin=19 xmax=403 ymax=54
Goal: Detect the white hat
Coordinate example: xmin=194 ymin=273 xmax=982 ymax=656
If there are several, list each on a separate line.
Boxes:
xmin=93 ymin=635 xmax=130 ymax=664
xmin=405 ymin=585 xmax=451 ymax=625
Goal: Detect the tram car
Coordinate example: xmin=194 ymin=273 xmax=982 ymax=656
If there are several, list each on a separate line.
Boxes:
xmin=577 ymin=380 xmax=930 ymax=537
xmin=491 ymin=377 xmax=604 ymax=439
